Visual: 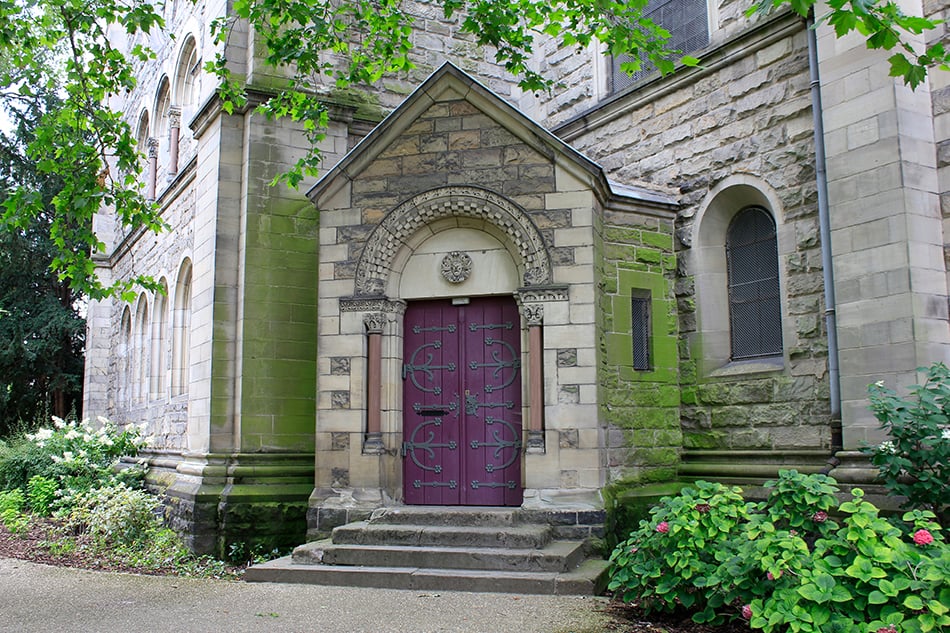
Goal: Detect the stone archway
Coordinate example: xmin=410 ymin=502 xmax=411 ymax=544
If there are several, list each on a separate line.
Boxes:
xmin=354 ymin=186 xmax=552 ymax=296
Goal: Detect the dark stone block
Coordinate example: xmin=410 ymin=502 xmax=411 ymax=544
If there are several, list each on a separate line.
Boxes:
xmin=576 ymin=510 xmax=606 ymax=525
xmin=330 ymin=468 xmax=350 ymax=488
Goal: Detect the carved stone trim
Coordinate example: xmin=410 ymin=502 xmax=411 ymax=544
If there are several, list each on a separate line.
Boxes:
xmin=522 ymin=304 xmax=544 ymax=326
xmin=440 ymin=251 xmax=472 ymax=284
xmin=340 ymin=297 xmax=407 ymax=315
xmin=355 ymin=187 xmax=552 ymax=294
xmin=516 ymin=285 xmax=570 ymax=303
xmin=147 ymin=137 xmax=160 ymax=159
xmin=363 ymin=312 xmax=387 ymax=334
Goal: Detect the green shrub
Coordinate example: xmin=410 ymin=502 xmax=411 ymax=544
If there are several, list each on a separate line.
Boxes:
xmin=750 ymin=492 xmax=949 ymax=633
xmin=27 ymin=475 xmax=57 ymax=516
xmin=865 ymin=362 xmax=949 ymax=525
xmin=608 ymin=472 xmax=950 ymax=632
xmin=608 ymin=480 xmax=751 ymax=616
xmin=61 ymin=484 xmax=160 ymax=549
xmin=0 ymin=488 xmax=28 ymax=533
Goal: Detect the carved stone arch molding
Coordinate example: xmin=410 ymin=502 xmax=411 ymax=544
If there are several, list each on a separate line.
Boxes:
xmin=354 ymin=186 xmax=552 ymax=295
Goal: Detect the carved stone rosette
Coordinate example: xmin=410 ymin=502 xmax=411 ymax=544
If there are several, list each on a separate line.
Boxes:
xmin=440 ymin=251 xmax=472 ymax=284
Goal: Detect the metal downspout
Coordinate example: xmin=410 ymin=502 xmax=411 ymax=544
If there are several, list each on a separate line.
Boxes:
xmin=806 ymin=12 xmax=843 ymax=452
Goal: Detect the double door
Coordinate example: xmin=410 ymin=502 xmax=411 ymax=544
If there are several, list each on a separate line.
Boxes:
xmin=402 ymin=297 xmax=523 ymax=506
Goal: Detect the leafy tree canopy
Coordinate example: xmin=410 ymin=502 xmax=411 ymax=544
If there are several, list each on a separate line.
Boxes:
xmin=0 ymin=88 xmax=86 ymax=433
xmin=0 ymin=0 xmax=947 ymax=298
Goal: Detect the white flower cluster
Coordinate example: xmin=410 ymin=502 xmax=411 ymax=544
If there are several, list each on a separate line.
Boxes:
xmin=877 ymin=440 xmax=899 ymax=455
xmin=24 ymin=415 xmax=149 ymax=462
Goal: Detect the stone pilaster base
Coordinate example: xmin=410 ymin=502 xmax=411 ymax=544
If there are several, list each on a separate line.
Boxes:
xmin=149 ymin=452 xmax=314 ymax=558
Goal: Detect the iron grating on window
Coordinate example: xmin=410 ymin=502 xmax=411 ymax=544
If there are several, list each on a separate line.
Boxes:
xmin=726 ymin=206 xmax=783 ymax=360
xmin=611 ymin=0 xmax=710 ymax=92
xmin=632 ymin=294 xmax=652 ymax=371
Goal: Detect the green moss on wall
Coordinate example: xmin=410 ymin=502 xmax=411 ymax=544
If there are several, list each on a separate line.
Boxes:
xmin=598 ymin=222 xmax=680 ymax=488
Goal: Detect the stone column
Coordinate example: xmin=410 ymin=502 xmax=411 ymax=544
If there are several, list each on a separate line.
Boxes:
xmin=363 ymin=312 xmax=386 ymax=453
xmin=167 ymin=106 xmax=181 ymax=179
xmin=523 ymin=303 xmax=545 ymax=453
xmin=146 ymin=137 xmax=159 ymax=200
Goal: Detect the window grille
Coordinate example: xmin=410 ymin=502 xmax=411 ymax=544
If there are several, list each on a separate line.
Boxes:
xmin=631 ymin=294 xmax=652 ymax=371
xmin=726 ymin=207 xmax=782 ymax=360
xmin=611 ymin=0 xmax=709 ymax=92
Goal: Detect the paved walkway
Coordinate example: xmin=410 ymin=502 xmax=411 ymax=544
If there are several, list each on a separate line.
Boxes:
xmin=0 ymin=558 xmax=612 ymax=633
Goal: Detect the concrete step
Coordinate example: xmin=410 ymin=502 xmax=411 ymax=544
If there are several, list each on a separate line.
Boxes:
xmin=292 ymin=539 xmax=589 ymax=573
xmin=245 ymin=557 xmax=610 ymax=595
xmin=331 ymin=521 xmax=553 ymax=549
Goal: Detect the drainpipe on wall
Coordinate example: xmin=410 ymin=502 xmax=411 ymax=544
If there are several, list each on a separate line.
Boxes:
xmin=806 ymin=12 xmax=843 ymax=453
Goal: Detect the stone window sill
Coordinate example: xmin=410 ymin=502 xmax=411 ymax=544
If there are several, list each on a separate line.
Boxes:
xmin=708 ymin=356 xmax=784 ymax=379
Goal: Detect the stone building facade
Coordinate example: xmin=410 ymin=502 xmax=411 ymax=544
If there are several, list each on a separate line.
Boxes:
xmin=83 ymin=0 xmax=950 ymax=553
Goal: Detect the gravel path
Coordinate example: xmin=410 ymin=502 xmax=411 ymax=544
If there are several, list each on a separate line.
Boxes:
xmin=0 ymin=558 xmax=614 ymax=633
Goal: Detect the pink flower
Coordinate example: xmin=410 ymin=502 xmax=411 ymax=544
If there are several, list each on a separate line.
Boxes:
xmin=767 ymin=571 xmax=775 ymax=581
xmin=913 ymin=529 xmax=934 ymax=546
xmin=656 ymin=521 xmax=670 ymax=533
xmin=790 ymin=530 xmax=798 ymax=536
xmin=876 ymin=626 xmax=898 ymax=633
xmin=741 ymin=604 xmax=753 ymax=620
xmin=695 ymin=503 xmax=711 ymax=514
xmin=629 ymin=546 xmax=638 ymax=554
xmin=812 ymin=511 xmax=828 ymax=523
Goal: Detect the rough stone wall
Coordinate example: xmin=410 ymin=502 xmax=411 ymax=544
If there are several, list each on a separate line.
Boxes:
xmin=515 ymin=1 xmax=794 ymax=129
xmin=102 ymin=177 xmax=197 ymax=450
xmin=560 ymin=17 xmax=833 ymax=454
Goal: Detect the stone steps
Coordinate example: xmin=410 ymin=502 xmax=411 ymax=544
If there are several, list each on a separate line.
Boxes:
xmin=293 ymin=539 xmax=588 ymax=572
xmin=246 ymin=557 xmax=609 ymax=594
xmin=330 ymin=521 xmax=554 ymax=549
xmin=245 ymin=506 xmax=609 ymax=595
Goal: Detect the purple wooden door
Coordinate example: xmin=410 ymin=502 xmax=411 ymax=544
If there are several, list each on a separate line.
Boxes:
xmin=402 ymin=297 xmax=523 ymax=506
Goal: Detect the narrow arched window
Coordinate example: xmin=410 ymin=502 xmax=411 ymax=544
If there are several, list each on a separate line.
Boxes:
xmin=726 ymin=206 xmax=782 ymax=360
xmin=133 ymin=296 xmax=149 ymax=404
xmin=150 ymin=281 xmax=168 ymax=400
xmin=119 ymin=307 xmax=132 ymax=409
xmin=171 ymin=260 xmax=192 ymax=397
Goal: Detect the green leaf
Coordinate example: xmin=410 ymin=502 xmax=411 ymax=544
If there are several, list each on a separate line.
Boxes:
xmin=904 ymin=595 xmax=925 ymax=610
xmin=868 ymin=590 xmax=888 ymax=605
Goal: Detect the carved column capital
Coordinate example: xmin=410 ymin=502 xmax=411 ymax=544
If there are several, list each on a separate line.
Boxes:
xmin=147 ymin=137 xmax=160 ymax=158
xmin=167 ymin=106 xmax=182 ymax=129
xmin=523 ymin=304 xmax=544 ymax=326
xmin=363 ymin=312 xmax=387 ymax=334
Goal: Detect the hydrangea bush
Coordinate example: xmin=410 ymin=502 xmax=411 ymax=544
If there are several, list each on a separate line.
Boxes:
xmin=0 ymin=416 xmax=146 ymax=510
xmin=865 ymin=363 xmax=949 ymax=525
xmin=608 ymin=471 xmax=950 ymax=632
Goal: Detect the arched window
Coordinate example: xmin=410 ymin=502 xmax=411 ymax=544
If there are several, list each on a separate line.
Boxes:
xmin=119 ymin=307 xmax=132 ymax=409
xmin=150 ymin=280 xmax=169 ymax=400
xmin=611 ymin=0 xmax=709 ymax=92
xmin=136 ymin=109 xmax=150 ymax=167
xmin=174 ymin=36 xmax=199 ymax=115
xmin=154 ymin=78 xmax=171 ymax=176
xmin=133 ymin=296 xmax=149 ymax=405
xmin=725 ymin=206 xmax=782 ymax=360
xmin=171 ymin=260 xmax=192 ymax=397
